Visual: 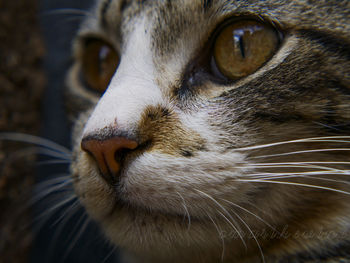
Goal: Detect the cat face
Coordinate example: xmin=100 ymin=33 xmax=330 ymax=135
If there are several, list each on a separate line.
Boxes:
xmin=67 ymin=0 xmax=350 ymax=262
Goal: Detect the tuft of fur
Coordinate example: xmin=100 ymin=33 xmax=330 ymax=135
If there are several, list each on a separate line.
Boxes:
xmin=66 ymin=0 xmax=350 ymax=262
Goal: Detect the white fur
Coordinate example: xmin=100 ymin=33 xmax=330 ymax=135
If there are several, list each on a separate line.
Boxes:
xmin=83 ymin=18 xmax=164 ymax=136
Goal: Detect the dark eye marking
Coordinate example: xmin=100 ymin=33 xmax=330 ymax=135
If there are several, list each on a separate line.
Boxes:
xmin=180 ymin=150 xmax=193 ymax=157
xmin=120 ymin=0 xmax=129 ymax=12
xmin=298 ymin=29 xmax=350 ymax=60
xmin=101 ymin=0 xmax=112 ymax=27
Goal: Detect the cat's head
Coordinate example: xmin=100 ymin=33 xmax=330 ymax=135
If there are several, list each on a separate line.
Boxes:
xmin=67 ymin=0 xmax=350 ymax=262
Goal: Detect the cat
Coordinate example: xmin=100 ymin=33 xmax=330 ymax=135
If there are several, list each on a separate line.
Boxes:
xmin=63 ymin=0 xmax=350 ymax=262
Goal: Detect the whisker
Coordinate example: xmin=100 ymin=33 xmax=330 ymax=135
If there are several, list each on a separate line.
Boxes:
xmin=248 ymin=174 xmax=350 ymax=185
xmin=52 ymin=199 xmax=80 ymax=227
xmin=236 ymin=136 xmax=350 ymax=151
xmin=63 ymin=213 xmax=90 ymax=260
xmin=31 ymin=178 xmax=73 ymax=205
xmin=46 ymin=204 xmax=83 ymax=261
xmin=176 ymin=191 xmax=191 ymax=231
xmin=236 ymin=179 xmax=350 ymax=195
xmin=228 ymin=206 xmax=265 ymax=263
xmin=245 ymin=164 xmax=339 ymax=172
xmin=102 ymin=247 xmax=118 ymax=263
xmin=205 ymin=210 xmax=225 ymax=262
xmin=194 ymin=189 xmax=246 ymax=250
xmin=56 ymin=16 xmax=93 ymax=27
xmin=245 ymin=162 xmax=350 ymax=175
xmin=247 ymin=161 xmax=350 ymax=166
xmin=34 ymin=195 xmax=78 ymax=224
xmin=219 ymin=198 xmax=277 ymax=234
xmin=0 ymin=132 xmax=71 ymax=157
xmin=244 ymin=162 xmax=350 ymax=180
xmin=36 ymin=159 xmax=72 ymax=166
xmin=218 ymin=210 xmax=247 ymax=249
xmin=1 ymin=146 xmax=71 ymax=163
xmin=34 ymin=174 xmax=71 ymax=191
xmin=250 ymin=148 xmax=350 ymax=160
xmin=246 ymin=171 xmax=350 ymax=178
xmin=42 ymin=8 xmax=93 ymax=17
xmin=31 ymin=195 xmax=78 ymax=239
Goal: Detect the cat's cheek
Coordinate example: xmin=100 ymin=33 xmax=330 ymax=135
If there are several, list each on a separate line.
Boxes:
xmin=71 ymin=151 xmax=116 ymax=221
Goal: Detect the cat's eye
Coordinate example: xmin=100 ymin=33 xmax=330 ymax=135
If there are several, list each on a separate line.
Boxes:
xmin=81 ymin=39 xmax=119 ymax=93
xmin=213 ymin=19 xmax=280 ymax=80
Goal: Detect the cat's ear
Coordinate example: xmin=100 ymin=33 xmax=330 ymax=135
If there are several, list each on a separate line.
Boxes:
xmin=80 ymin=38 xmax=119 ymax=94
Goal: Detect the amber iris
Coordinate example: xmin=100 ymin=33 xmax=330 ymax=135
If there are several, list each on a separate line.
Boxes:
xmin=82 ymin=39 xmax=119 ymax=93
xmin=213 ymin=20 xmax=279 ymax=80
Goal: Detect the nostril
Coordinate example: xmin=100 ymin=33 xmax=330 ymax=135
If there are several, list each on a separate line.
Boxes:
xmin=114 ymin=147 xmax=132 ymax=164
xmin=81 ymin=136 xmax=138 ymax=184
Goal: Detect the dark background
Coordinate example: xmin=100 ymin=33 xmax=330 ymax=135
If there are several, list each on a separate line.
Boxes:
xmin=0 ymin=0 xmax=120 ymax=262
xmin=34 ymin=0 xmax=119 ymax=262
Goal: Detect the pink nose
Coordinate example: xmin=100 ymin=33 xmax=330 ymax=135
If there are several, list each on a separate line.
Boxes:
xmin=81 ymin=136 xmax=138 ymax=183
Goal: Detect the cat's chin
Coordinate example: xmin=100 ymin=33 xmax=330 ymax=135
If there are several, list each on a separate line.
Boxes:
xmin=72 ymin=172 xmax=223 ymax=261
xmin=100 ymin=203 xmax=231 ymax=263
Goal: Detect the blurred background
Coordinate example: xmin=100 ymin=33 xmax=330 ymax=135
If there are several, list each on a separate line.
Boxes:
xmin=0 ymin=0 xmax=119 ymax=262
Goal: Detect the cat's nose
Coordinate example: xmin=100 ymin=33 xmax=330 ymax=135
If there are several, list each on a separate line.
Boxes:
xmin=81 ymin=137 xmax=138 ymax=184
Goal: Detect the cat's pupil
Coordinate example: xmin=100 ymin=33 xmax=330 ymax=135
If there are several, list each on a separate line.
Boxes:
xmin=233 ymin=34 xmax=245 ymax=58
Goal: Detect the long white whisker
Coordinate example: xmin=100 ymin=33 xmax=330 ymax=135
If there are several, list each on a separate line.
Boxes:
xmin=176 ymin=191 xmax=191 ymax=231
xmin=249 ymin=174 xmax=350 ymax=185
xmin=236 ymin=179 xmax=350 ymax=195
xmin=236 ymin=136 xmax=350 ymax=151
xmin=194 ymin=189 xmax=246 ymax=250
xmin=63 ymin=213 xmax=90 ymax=260
xmin=34 ymin=174 xmax=71 ymax=191
xmin=35 ymin=195 xmax=77 ymax=223
xmin=31 ymin=195 xmax=78 ymax=237
xmin=102 ymin=247 xmax=118 ymax=263
xmin=219 ymin=198 xmax=277 ymax=234
xmin=250 ymin=148 xmax=350 ymax=160
xmin=245 ymin=170 xmax=350 ymax=178
xmin=249 ymin=161 xmax=350 ymax=165
xmin=46 ymin=204 xmax=83 ymax=260
xmin=0 ymin=132 xmax=71 ymax=156
xmin=205 ymin=211 xmax=225 ymax=262
xmin=245 ymin=164 xmax=340 ymax=172
xmin=52 ymin=200 xmax=80 ymax=226
xmin=228 ymin=206 xmax=265 ymax=263
xmin=1 ymin=146 xmax=71 ymax=163
xmin=32 ymin=179 xmax=73 ymax=205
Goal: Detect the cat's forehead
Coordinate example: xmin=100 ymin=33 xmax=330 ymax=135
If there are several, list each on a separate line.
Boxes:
xmin=98 ymin=0 xmax=349 ymax=35
xmin=90 ymin=0 xmax=350 ymax=63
